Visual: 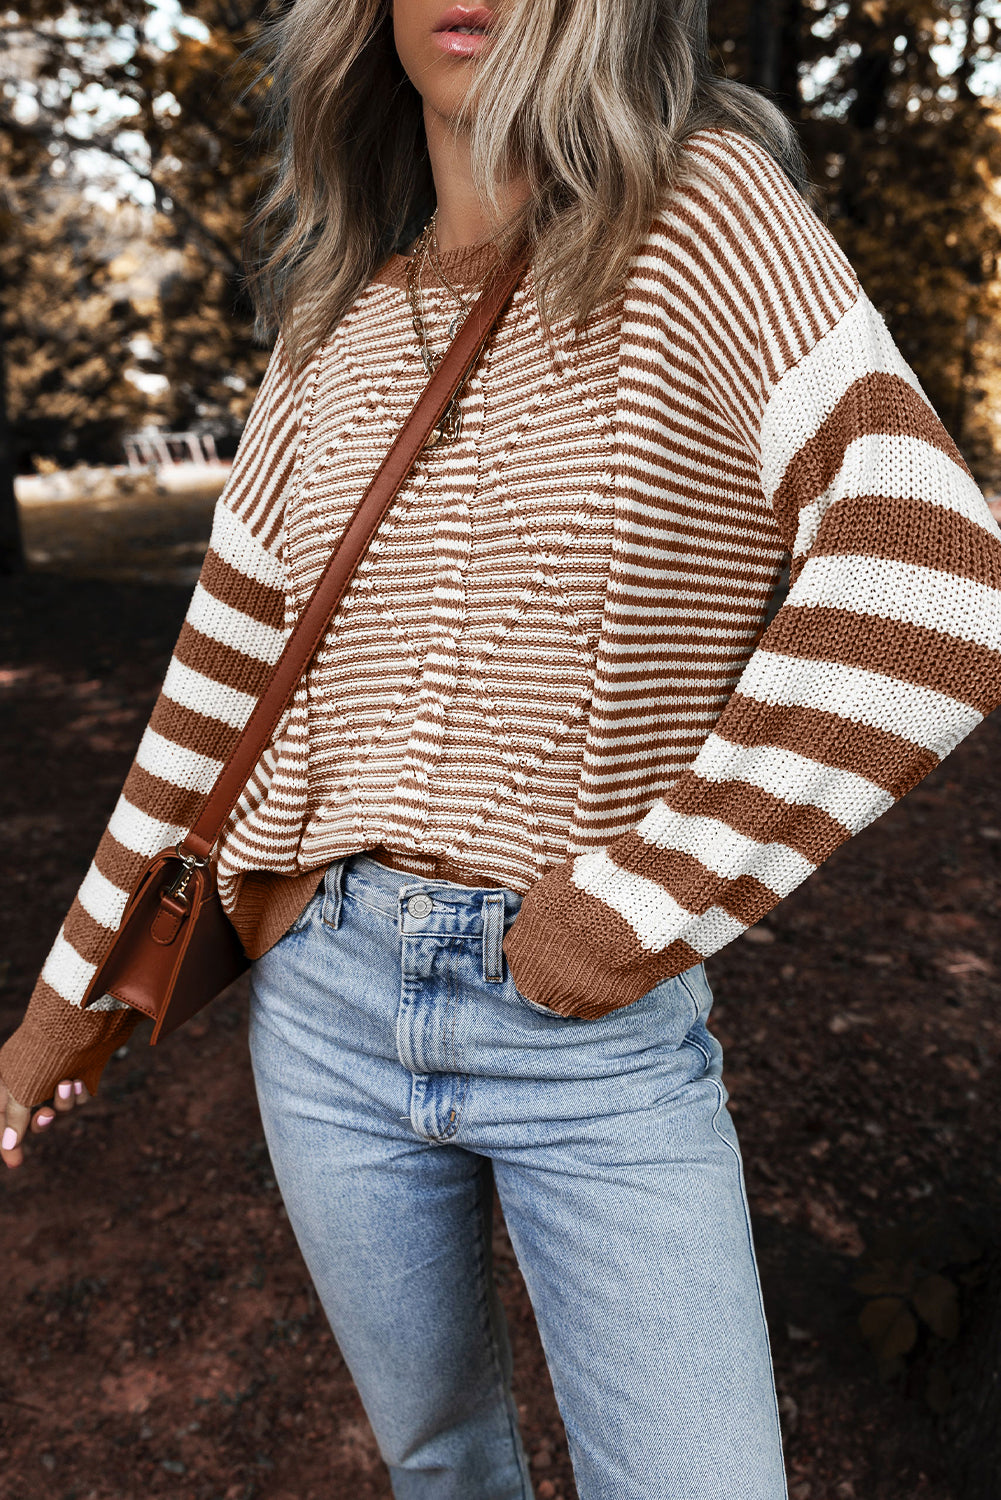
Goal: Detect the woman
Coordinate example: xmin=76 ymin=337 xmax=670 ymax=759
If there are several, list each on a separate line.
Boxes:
xmin=4 ymin=0 xmax=1001 ymax=1495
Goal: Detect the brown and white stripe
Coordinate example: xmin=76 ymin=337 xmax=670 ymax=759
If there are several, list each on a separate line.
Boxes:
xmin=214 ymin=241 xmax=621 ymax=901
xmin=6 ymin=126 xmax=1001 ymax=1103
xmin=503 ymin=133 xmax=1001 ymax=1016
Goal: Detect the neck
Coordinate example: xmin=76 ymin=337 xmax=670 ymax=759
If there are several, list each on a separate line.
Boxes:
xmin=423 ymin=103 xmax=531 ymax=251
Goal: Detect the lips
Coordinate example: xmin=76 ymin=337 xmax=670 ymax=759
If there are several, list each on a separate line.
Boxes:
xmin=433 ymin=5 xmax=495 ymax=34
xmin=431 ymin=4 xmax=495 ymax=57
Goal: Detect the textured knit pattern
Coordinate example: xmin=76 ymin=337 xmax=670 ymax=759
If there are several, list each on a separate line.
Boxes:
xmin=4 ymin=125 xmax=1001 ymax=1104
xmin=213 ymin=239 xmax=622 ymax=900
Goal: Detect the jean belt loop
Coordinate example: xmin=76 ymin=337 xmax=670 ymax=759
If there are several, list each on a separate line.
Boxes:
xmin=482 ymin=892 xmax=505 ymax=983
xmin=322 ymin=858 xmax=346 ymax=929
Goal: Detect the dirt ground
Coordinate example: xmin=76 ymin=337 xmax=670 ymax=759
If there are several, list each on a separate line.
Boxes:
xmin=1 ymin=493 xmax=999 ymax=1500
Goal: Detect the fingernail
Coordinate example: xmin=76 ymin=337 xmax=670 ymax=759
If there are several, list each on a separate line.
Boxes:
xmin=2 ymin=1127 xmax=18 ymax=1151
xmin=57 ymin=1082 xmax=72 ymax=1099
xmin=37 ymin=1112 xmax=54 ymax=1128
xmin=73 ymin=1081 xmax=83 ymax=1096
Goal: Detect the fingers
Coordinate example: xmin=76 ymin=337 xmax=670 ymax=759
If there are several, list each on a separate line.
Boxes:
xmin=1 ymin=1077 xmax=89 ymax=1170
xmin=1 ymin=1083 xmax=31 ymax=1170
xmin=51 ymin=1076 xmax=90 ymax=1123
xmin=53 ymin=1077 xmax=77 ymax=1114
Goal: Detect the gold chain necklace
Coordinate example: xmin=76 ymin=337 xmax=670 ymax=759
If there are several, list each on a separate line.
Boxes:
xmin=405 ymin=209 xmax=480 ymax=447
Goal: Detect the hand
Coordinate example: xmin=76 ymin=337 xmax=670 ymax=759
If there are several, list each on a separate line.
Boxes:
xmin=1 ymin=1075 xmax=90 ymax=1170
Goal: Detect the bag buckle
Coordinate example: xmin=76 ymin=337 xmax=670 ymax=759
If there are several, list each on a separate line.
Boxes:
xmin=165 ymin=847 xmax=209 ymax=909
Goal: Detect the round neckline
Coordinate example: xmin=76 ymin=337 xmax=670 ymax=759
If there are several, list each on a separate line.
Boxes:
xmin=373 ymin=238 xmax=503 ymax=292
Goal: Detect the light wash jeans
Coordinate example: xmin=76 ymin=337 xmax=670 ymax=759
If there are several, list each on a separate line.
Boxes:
xmin=248 ymin=853 xmax=788 ymax=1500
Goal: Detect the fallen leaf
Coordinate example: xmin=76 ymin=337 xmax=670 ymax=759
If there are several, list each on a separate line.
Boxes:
xmin=859 ymin=1296 xmax=918 ymax=1361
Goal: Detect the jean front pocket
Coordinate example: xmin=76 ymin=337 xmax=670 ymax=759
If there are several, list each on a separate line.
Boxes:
xmin=509 ymin=980 xmax=574 ymax=1020
xmin=507 ymin=962 xmax=708 ymax=1044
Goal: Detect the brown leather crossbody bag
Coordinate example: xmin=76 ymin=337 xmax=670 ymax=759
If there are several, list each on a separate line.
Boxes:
xmin=79 ymin=243 xmax=529 ymax=1045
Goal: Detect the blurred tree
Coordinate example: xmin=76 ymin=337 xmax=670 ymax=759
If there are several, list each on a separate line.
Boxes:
xmin=1 ymin=0 xmax=1000 ymax=505
xmin=709 ymin=0 xmax=1001 ymax=489
xmin=0 ymin=0 xmax=274 ymax=488
xmin=4 ymin=201 xmax=150 ymax=468
xmin=801 ymin=0 xmax=1001 ymax=486
xmin=125 ymin=19 xmax=276 ymax=442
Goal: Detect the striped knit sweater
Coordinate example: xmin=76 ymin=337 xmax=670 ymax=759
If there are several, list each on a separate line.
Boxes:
xmin=4 ymin=125 xmax=1001 ymax=1106
xmin=214 ymin=234 xmax=622 ymax=911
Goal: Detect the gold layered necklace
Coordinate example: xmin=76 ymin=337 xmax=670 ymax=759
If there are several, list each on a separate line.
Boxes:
xmin=405 ymin=209 xmax=481 ymax=447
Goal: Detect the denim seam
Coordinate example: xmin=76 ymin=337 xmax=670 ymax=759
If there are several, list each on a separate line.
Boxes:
xmin=682 ymin=1033 xmax=713 ymax=1069
xmin=446 ymin=949 xmax=457 ymax=1073
xmin=440 ymin=953 xmax=469 ymax=1142
xmin=707 ymin=1076 xmax=790 ymax=1497
xmin=675 ymin=969 xmax=703 ymax=1029
xmin=442 ymin=1071 xmax=470 ymax=1141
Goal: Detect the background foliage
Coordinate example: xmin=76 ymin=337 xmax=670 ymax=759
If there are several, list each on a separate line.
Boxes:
xmin=1 ymin=0 xmax=1000 ymax=568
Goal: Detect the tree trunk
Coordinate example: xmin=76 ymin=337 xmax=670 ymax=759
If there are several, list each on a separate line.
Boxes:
xmin=845 ymin=28 xmax=894 ymax=133
xmin=957 ymin=0 xmax=982 ymax=101
xmin=748 ymin=0 xmax=802 ymax=115
xmin=0 ymin=314 xmax=25 ymax=576
xmin=951 ymin=310 xmax=980 ymax=452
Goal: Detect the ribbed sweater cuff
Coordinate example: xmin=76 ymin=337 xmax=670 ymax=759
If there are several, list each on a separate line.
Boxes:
xmin=502 ymin=908 xmax=671 ymax=1020
xmin=0 ymin=1009 xmax=141 ymax=1109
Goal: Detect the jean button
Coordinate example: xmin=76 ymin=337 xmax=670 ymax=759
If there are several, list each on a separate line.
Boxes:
xmin=407 ymin=894 xmax=434 ymax=919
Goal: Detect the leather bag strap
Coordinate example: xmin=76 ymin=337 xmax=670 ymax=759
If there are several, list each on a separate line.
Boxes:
xmin=180 ymin=240 xmax=530 ymax=862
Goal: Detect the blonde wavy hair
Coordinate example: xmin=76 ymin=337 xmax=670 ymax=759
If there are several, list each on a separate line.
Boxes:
xmin=245 ymin=0 xmax=819 ymax=366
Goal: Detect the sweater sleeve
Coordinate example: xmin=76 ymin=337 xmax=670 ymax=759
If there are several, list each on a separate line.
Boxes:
xmin=504 ymin=183 xmax=1001 ymax=1018
xmin=0 ymin=336 xmax=298 ymax=1106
